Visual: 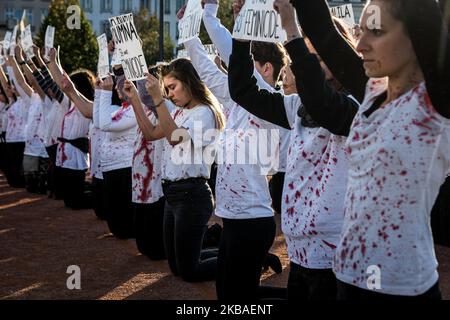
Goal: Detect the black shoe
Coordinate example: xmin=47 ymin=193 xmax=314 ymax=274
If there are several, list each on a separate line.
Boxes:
xmin=202 ymin=223 xmax=222 ymax=248
xmin=263 ymin=253 xmax=283 ymax=274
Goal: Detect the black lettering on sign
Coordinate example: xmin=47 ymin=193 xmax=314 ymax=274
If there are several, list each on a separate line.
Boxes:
xmin=123 ymin=54 xmax=146 ymax=80
xmin=241 ymin=9 xmax=280 ymax=39
xmin=330 ymin=6 xmax=351 ymax=19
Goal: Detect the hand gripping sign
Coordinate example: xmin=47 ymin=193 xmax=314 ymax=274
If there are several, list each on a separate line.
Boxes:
xmin=21 ymin=25 xmax=35 ymax=60
xmin=109 ymin=13 xmax=148 ymax=81
xmin=178 ymin=0 xmax=203 ymax=45
xmin=232 ymin=0 xmax=287 ymax=43
xmin=97 ymin=34 xmax=110 ymax=79
xmin=45 ymin=26 xmax=56 ymax=61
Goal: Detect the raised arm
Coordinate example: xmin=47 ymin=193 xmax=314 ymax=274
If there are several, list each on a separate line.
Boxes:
xmin=228 ymin=39 xmax=291 ymax=130
xmin=184 ymin=37 xmax=231 ymax=107
xmin=7 ymin=46 xmax=33 ymax=98
xmin=276 ymin=0 xmax=359 ymax=136
xmin=92 ymin=87 xmax=101 ymax=128
xmin=123 ymin=80 xmax=165 ymax=142
xmin=291 ymin=0 xmax=367 ymax=102
xmin=202 ymin=1 xmax=233 ymax=66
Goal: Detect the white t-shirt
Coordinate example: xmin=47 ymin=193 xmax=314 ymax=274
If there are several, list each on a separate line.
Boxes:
xmin=132 ymin=110 xmax=165 ymax=204
xmin=281 ymin=96 xmax=349 ymax=268
xmin=90 ymin=90 xmax=105 ymax=179
xmin=44 ymin=96 xmax=69 ymax=147
xmin=99 ymin=90 xmax=137 ymax=173
xmin=0 ymin=102 xmax=7 ymax=133
xmin=184 ymin=36 xmax=287 ymax=220
xmin=334 ymin=79 xmax=450 ymax=296
xmin=161 ymin=104 xmax=217 ymax=182
xmin=56 ymin=105 xmax=91 ymax=170
xmin=6 ymin=97 xmax=28 ymax=143
xmin=24 ymin=93 xmax=48 ymax=158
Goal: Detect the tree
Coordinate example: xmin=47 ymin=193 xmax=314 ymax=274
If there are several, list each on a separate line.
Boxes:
xmin=198 ymin=0 xmax=234 ymax=45
xmin=35 ymin=0 xmax=98 ymax=73
xmin=134 ymin=9 xmax=174 ymax=65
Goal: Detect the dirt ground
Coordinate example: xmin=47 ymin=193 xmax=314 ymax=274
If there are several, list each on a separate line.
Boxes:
xmin=0 ymin=173 xmax=449 ymax=300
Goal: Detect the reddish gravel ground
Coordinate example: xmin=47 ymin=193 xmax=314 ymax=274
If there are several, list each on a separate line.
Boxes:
xmin=0 ymin=173 xmax=449 ymax=300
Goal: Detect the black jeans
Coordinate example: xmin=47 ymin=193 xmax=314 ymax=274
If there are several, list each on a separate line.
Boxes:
xmin=103 ymin=167 xmax=135 ymax=239
xmin=162 ymin=178 xmax=217 ymax=282
xmin=5 ymin=142 xmax=25 ymax=188
xmin=216 ymin=217 xmax=276 ymax=301
xmin=337 ymin=279 xmax=442 ymax=300
xmin=134 ymin=198 xmax=166 ymax=260
xmin=287 ymin=262 xmax=337 ymax=300
xmin=431 ymin=176 xmax=450 ymax=247
xmin=45 ymin=144 xmax=58 ymax=197
xmin=269 ymin=172 xmax=285 ymax=214
xmin=56 ymin=166 xmax=92 ymax=210
xmin=92 ymin=177 xmax=108 ymax=220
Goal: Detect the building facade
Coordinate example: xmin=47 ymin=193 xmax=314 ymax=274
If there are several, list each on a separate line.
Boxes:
xmin=1 ymin=0 xmax=366 ymax=47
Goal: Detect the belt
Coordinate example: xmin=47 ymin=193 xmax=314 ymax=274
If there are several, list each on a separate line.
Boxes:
xmin=162 ymin=177 xmax=207 ymax=186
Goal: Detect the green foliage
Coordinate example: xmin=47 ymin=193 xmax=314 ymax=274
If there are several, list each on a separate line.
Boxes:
xmin=35 ymin=0 xmax=98 ymax=73
xmin=134 ymin=9 xmax=174 ymax=65
xmin=198 ymin=0 xmax=234 ymax=45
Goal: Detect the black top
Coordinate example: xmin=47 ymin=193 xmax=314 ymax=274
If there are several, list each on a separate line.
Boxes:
xmin=228 ymin=38 xmax=358 ymax=136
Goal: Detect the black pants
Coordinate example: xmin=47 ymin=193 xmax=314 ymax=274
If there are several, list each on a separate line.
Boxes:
xmin=216 ymin=217 xmax=276 ymax=301
xmin=23 ymin=155 xmax=49 ymax=194
xmin=45 ymin=144 xmax=58 ymax=197
xmin=103 ymin=167 xmax=134 ymax=239
xmin=4 ymin=142 xmax=25 ymax=188
xmin=92 ymin=177 xmax=108 ymax=220
xmin=162 ymin=178 xmax=217 ymax=282
xmin=431 ymin=177 xmax=450 ymax=247
xmin=270 ymin=172 xmax=285 ymax=214
xmin=0 ymin=136 xmax=7 ymax=173
xmin=56 ymin=166 xmax=92 ymax=210
xmin=337 ymin=280 xmax=442 ymax=300
xmin=287 ymin=262 xmax=337 ymax=300
xmin=134 ymin=198 xmax=166 ymax=260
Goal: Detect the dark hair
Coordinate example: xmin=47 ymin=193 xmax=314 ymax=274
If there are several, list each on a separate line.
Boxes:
xmin=159 ymin=58 xmax=225 ymax=130
xmin=69 ymin=69 xmax=95 ymax=101
xmin=368 ymin=0 xmax=448 ymax=79
xmin=251 ymin=41 xmax=289 ymax=83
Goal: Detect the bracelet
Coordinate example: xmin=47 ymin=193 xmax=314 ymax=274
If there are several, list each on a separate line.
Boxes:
xmin=19 ymin=61 xmax=26 ymax=65
xmin=154 ymin=99 xmax=164 ymax=108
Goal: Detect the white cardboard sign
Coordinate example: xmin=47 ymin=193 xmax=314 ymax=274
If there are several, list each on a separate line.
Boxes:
xmin=177 ymin=44 xmax=218 ymax=61
xmin=45 ymin=26 xmax=56 ymax=60
xmin=97 ymin=34 xmax=110 ymax=79
xmin=10 ymin=25 xmax=18 ymax=56
xmin=0 ymin=43 xmax=5 ymax=65
xmin=3 ymin=32 xmax=12 ymax=56
xmin=21 ymin=25 xmax=35 ymax=60
xmin=109 ymin=13 xmax=148 ymax=81
xmin=330 ymin=4 xmax=355 ymax=29
xmin=178 ymin=0 xmax=203 ymax=45
xmin=232 ymin=0 xmax=287 ymax=43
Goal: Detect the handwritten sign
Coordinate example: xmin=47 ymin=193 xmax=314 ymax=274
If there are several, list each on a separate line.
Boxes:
xmin=109 ymin=13 xmax=148 ymax=81
xmin=177 ymin=44 xmax=218 ymax=61
xmin=45 ymin=26 xmax=55 ymax=60
xmin=97 ymin=34 xmax=110 ymax=79
xmin=233 ymin=0 xmax=286 ymax=43
xmin=330 ymin=4 xmax=355 ymax=29
xmin=21 ymin=25 xmax=35 ymax=60
xmin=3 ymin=32 xmax=11 ymax=56
xmin=178 ymin=0 xmax=203 ymax=45
xmin=10 ymin=25 xmax=18 ymax=56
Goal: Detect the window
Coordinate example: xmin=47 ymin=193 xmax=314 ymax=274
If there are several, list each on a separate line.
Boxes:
xmin=101 ymin=0 xmax=113 ymax=13
xmin=164 ymin=0 xmax=171 ymax=14
xmin=120 ymin=0 xmax=133 ymax=13
xmin=164 ymin=21 xmax=170 ymax=36
xmin=81 ymin=0 xmax=93 ymax=13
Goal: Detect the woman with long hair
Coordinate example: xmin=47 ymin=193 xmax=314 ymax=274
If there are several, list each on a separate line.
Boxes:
xmin=123 ymin=58 xmax=225 ymax=282
xmin=291 ymin=0 xmax=450 ymax=299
